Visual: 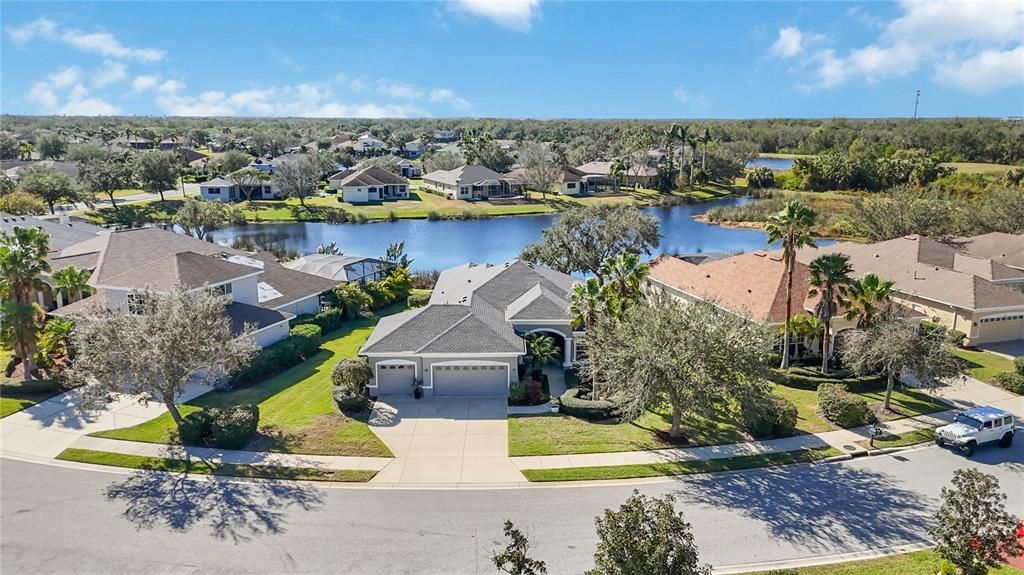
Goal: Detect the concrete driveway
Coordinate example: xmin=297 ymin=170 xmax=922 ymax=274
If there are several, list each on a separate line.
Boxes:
xmin=978 ymin=340 xmax=1024 ymax=359
xmin=367 ymin=397 xmax=525 ymax=485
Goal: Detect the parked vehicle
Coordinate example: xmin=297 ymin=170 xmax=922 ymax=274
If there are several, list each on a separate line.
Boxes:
xmin=935 ymin=406 xmax=1015 ymax=457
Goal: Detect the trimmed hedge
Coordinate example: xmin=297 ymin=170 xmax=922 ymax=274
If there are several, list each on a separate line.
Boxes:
xmin=407 ymin=292 xmax=431 ymax=308
xmin=0 ymin=378 xmax=63 ymax=395
xmin=210 ymin=405 xmax=260 ymax=450
xmin=995 ymin=372 xmax=1024 ymax=395
xmin=744 ymin=396 xmax=799 ymax=438
xmin=179 ymin=410 xmax=213 ymax=445
xmin=292 ymin=307 xmax=344 ymax=334
xmin=558 ymin=387 xmax=625 ymax=421
xmin=818 ymin=383 xmax=876 ymax=428
xmin=769 ymin=367 xmax=885 ymax=392
xmin=232 ymin=324 xmax=323 ymax=386
xmin=1015 ymin=356 xmax=1024 ymax=376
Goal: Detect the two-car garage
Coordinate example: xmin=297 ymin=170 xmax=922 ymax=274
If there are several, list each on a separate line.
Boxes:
xmin=974 ymin=313 xmax=1024 ymax=344
xmin=430 ymin=364 xmax=510 ymax=397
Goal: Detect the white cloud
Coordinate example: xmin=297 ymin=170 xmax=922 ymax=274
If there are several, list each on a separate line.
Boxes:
xmin=92 ymin=60 xmax=127 ymax=88
xmin=779 ymin=0 xmax=1024 ymax=93
xmin=27 ymin=82 xmax=58 ymax=110
xmin=377 ymin=80 xmax=424 ymax=100
xmin=48 ymin=66 xmax=82 ymax=88
xmin=429 ymin=88 xmax=471 ymax=109
xmin=4 ymin=17 xmax=164 ymax=61
xmin=59 ymin=84 xmax=120 ymax=116
xmin=672 ymin=87 xmax=690 ymax=102
xmin=25 ymin=69 xmax=119 ymax=116
xmin=132 ymin=75 xmax=160 ymax=92
xmin=671 ymin=86 xmax=706 ymax=107
xmin=935 ymin=45 xmax=1024 ymax=94
xmin=153 ymin=79 xmax=426 ymax=118
xmin=452 ymin=0 xmax=540 ymax=31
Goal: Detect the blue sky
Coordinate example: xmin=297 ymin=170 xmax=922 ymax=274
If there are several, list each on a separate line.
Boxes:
xmin=2 ymin=1 xmax=1022 ymax=118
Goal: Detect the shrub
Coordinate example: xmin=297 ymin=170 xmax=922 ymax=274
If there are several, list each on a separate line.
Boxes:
xmin=292 ymin=307 xmax=344 ymax=334
xmin=331 ymin=358 xmax=373 ymax=396
xmin=178 ymin=409 xmax=214 ymax=446
xmin=558 ymin=387 xmax=624 ymax=421
xmin=743 ymin=395 xmax=798 ymax=438
xmin=210 ymin=404 xmax=260 ymax=449
xmin=407 ymin=292 xmax=431 ymax=308
xmin=818 ymin=383 xmax=875 ymax=427
xmin=0 ymin=378 xmax=63 ymax=395
xmin=289 ymin=324 xmax=321 ymax=358
xmin=995 ymin=372 xmax=1024 ymax=395
xmin=333 ymin=283 xmax=372 ymax=319
xmin=0 ymin=191 xmax=47 ymax=215
xmin=945 ymin=329 xmax=967 ymax=347
xmin=768 ymin=367 xmax=885 ymax=392
xmin=1014 ymin=356 xmax=1024 ymax=376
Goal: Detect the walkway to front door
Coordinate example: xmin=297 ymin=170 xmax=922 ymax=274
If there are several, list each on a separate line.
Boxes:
xmin=367 ymin=396 xmax=524 ymax=484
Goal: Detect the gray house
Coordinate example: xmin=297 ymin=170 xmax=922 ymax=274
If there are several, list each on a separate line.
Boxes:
xmin=359 ymin=260 xmax=578 ymax=397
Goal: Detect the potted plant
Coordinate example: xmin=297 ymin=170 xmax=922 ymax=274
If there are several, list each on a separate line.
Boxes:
xmin=413 ymin=378 xmax=424 ymax=399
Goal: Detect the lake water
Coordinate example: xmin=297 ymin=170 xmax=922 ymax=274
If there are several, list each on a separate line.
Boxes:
xmin=745 ymin=157 xmax=795 ymax=171
xmin=208 ymin=197 xmax=829 ymax=272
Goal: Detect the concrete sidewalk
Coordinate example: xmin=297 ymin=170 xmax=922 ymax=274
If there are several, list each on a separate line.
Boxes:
xmin=67 ymin=435 xmax=392 ymax=471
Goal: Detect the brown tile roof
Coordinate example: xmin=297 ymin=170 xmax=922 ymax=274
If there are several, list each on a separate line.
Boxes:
xmin=648 ymin=252 xmax=818 ymax=323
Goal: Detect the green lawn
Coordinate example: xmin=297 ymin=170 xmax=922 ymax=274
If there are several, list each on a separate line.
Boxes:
xmin=57 ymin=448 xmax=375 ymax=482
xmin=772 ymin=383 xmax=950 ymax=435
xmin=0 ymin=348 xmax=65 ymax=418
xmin=746 ymin=549 xmax=1024 ymax=575
xmin=942 ymin=162 xmax=1019 ymax=176
xmin=91 ymin=308 xmax=402 ymax=457
xmin=856 ymin=428 xmax=935 ymax=450
xmin=509 ymin=405 xmax=749 ymax=457
xmin=521 ymin=446 xmax=841 ymax=482
xmin=954 ymin=348 xmax=1016 ymax=382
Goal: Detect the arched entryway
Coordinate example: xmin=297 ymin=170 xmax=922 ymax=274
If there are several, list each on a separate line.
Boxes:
xmin=523 ymin=328 xmax=573 ymax=368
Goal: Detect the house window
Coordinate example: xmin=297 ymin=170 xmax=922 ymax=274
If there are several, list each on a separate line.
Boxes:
xmin=567 ymin=183 xmax=576 ymax=189
xmin=126 ymin=292 xmax=148 ymax=315
xmin=207 ymin=187 xmax=220 ymax=194
xmin=209 ymin=283 xmax=233 ymax=300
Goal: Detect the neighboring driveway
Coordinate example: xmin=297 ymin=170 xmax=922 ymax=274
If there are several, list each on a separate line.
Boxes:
xmin=368 ymin=397 xmax=525 ymax=484
xmin=978 ymin=340 xmax=1024 ymax=359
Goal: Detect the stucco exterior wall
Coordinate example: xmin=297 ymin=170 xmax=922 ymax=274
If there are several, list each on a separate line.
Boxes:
xmin=251 ymin=321 xmax=290 ymax=348
xmin=274 ymin=294 xmax=321 ymax=316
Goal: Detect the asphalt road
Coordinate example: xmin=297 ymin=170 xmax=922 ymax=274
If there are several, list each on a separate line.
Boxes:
xmin=2 ymin=444 xmax=1023 ymax=575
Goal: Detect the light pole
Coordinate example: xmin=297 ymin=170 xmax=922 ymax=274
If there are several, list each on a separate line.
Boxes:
xmin=913 ymin=89 xmax=921 ymax=119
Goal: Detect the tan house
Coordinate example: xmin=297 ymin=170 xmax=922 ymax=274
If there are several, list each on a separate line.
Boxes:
xmin=790 ymin=234 xmax=1024 ymax=345
xmin=504 ymin=166 xmax=589 ymax=196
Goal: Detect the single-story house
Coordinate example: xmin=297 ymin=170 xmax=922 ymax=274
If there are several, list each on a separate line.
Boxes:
xmin=283 ymin=254 xmax=391 ymax=284
xmin=359 ymin=260 xmax=578 ymax=397
xmin=199 ymin=175 xmax=280 ymax=202
xmin=159 ymin=136 xmax=189 ymax=151
xmin=576 ymin=160 xmax=659 ymax=190
xmin=433 ymin=129 xmax=456 ymax=142
xmin=791 ymin=234 xmax=1024 ymax=345
xmin=422 ymin=165 xmax=526 ymax=200
xmin=112 ymin=135 xmax=152 ymax=150
xmin=504 ymin=166 xmax=589 ymax=196
xmin=646 ymin=251 xmax=864 ymax=359
xmin=327 ymin=167 xmax=410 ymax=203
xmin=356 ymin=155 xmax=422 ymax=178
xmin=353 ymin=134 xmax=386 ymax=153
xmin=2 ymin=160 xmax=81 ymax=184
xmin=47 ymin=227 xmax=338 ymax=348
xmin=401 ymin=139 xmax=423 ymax=159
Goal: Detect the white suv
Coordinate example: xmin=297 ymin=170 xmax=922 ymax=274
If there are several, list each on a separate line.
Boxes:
xmin=935 ymin=406 xmax=1015 ymax=457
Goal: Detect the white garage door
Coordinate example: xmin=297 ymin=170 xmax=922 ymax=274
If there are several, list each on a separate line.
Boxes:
xmin=976 ymin=314 xmax=1024 ymax=344
xmin=376 ymin=364 xmax=415 ymax=395
xmin=432 ymin=365 xmax=509 ymax=397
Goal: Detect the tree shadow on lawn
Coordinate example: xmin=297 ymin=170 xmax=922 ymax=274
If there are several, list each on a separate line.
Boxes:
xmin=105 ymin=456 xmax=324 ymax=543
xmin=672 ymin=462 xmax=932 ymax=552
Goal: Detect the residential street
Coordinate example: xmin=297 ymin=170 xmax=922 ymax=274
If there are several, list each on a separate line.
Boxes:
xmin=3 ymin=443 xmax=1022 ymax=574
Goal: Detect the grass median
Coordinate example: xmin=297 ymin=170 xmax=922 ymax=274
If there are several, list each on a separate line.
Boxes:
xmin=57 ymin=448 xmax=376 ymax=482
xmin=745 ymin=549 xmax=1024 ymax=574
xmin=520 ymin=446 xmax=842 ymax=482
xmin=856 ymin=428 xmax=936 ymax=451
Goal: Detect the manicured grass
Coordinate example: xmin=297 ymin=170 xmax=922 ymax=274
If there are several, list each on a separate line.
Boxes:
xmin=57 ymin=448 xmax=375 ymax=482
xmin=856 ymin=428 xmax=935 ymax=450
xmin=954 ymin=347 xmax=1016 ymax=382
xmin=942 ymin=162 xmax=1018 ymax=176
xmin=91 ymin=307 xmax=403 ymax=457
xmin=746 ymin=549 xmax=1024 ymax=574
xmin=772 ymin=383 xmax=950 ymax=434
xmin=520 ymin=446 xmax=842 ymax=482
xmin=0 ymin=348 xmax=65 ymax=418
xmin=508 ymin=405 xmax=749 ymax=457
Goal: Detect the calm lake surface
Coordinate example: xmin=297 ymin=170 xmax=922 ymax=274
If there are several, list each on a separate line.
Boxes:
xmin=745 ymin=157 xmax=795 ymax=171
xmin=209 ymin=197 xmax=831 ymax=272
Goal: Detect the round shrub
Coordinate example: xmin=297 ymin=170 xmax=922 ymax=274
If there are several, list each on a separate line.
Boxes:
xmin=1015 ymin=356 xmax=1024 ymax=376
xmin=407 ymin=292 xmax=431 ymax=308
xmin=743 ymin=396 xmax=799 ymax=438
xmin=558 ymin=387 xmax=625 ymax=421
xmin=178 ymin=409 xmax=213 ymax=446
xmin=771 ymin=396 xmax=799 ymax=436
xmin=210 ymin=404 xmax=260 ymax=450
xmin=289 ymin=324 xmax=322 ymax=359
xmin=332 ymin=388 xmax=369 ymax=412
xmin=995 ymin=372 xmax=1024 ymax=395
xmin=818 ymin=383 xmax=875 ymax=428
xmin=332 ymin=358 xmax=373 ymax=397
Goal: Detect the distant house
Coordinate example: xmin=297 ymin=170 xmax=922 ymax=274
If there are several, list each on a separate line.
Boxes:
xmin=576 ymin=160 xmax=659 ymax=190
xmin=422 ymin=165 xmax=526 ymax=200
xmin=2 ymin=160 xmax=81 ymax=184
xmin=247 ymin=152 xmax=306 ymax=176
xmin=433 ymin=129 xmax=456 ymax=142
xmin=159 ymin=136 xmax=189 ymax=151
xmin=401 ymin=139 xmax=424 ymax=159
xmin=283 ymin=254 xmax=391 ymax=284
xmin=505 ymin=166 xmax=588 ymax=196
xmin=112 ymin=135 xmax=153 ymax=150
xmin=353 ymin=134 xmax=386 ymax=153
xmin=356 ymin=155 xmax=421 ymax=178
xmin=199 ymin=175 xmax=280 ymax=202
xmin=328 ymin=167 xmax=410 ymax=203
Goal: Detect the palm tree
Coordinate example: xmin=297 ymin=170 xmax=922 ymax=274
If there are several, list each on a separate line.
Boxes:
xmin=698 ymin=127 xmax=712 ymax=170
xmin=845 ymin=273 xmax=896 ymax=328
xmin=808 ymin=253 xmax=854 ymax=374
xmin=1 ymin=228 xmax=51 ymax=380
xmin=570 ymin=277 xmax=606 ymax=396
xmin=51 ymin=266 xmax=91 ymax=306
xmin=315 ymin=242 xmax=344 ymax=255
xmin=686 ymin=136 xmax=699 ymax=183
xmin=609 ymin=159 xmax=626 ymax=193
xmin=597 ymin=253 xmax=649 ymax=318
xmin=18 ymin=142 xmax=34 ymax=161
xmin=526 ymin=333 xmax=559 ymax=371
xmin=765 ymin=201 xmax=818 ymax=368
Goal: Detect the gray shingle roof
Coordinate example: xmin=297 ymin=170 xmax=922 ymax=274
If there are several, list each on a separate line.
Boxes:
xmin=225 ymin=302 xmax=292 ymax=336
xmin=332 ymin=166 xmax=408 ymax=187
xmin=99 ymin=251 xmax=256 ymax=290
xmin=0 ymin=213 xmax=106 ymax=253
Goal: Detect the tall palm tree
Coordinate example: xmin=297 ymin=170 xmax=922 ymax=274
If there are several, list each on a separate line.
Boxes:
xmin=570 ymin=278 xmax=606 ymax=397
xmin=765 ymin=201 xmax=818 ymax=368
xmin=597 ymin=253 xmax=649 ymax=318
xmin=808 ymin=253 xmax=854 ymax=374
xmin=51 ymin=266 xmax=91 ymax=306
xmin=609 ymin=159 xmax=626 ymax=193
xmin=18 ymin=142 xmax=34 ymax=161
xmin=686 ymin=136 xmax=699 ymax=183
xmin=0 ymin=228 xmax=51 ymax=380
xmin=845 ymin=273 xmax=896 ymax=328
xmin=698 ymin=127 xmax=712 ymax=170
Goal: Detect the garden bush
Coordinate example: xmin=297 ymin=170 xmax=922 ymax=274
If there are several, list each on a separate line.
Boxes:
xmin=508 ymin=378 xmax=550 ymax=407
xmin=292 ymin=307 xmax=344 ymax=334
xmin=178 ymin=409 xmax=214 ymax=445
xmin=743 ymin=396 xmax=798 ymax=438
xmin=331 ymin=358 xmax=373 ymax=397
xmin=288 ymin=324 xmax=322 ymax=359
xmin=769 ymin=367 xmax=884 ymax=392
xmin=995 ymin=372 xmax=1024 ymax=395
xmin=1014 ymin=356 xmax=1024 ymax=376
xmin=407 ymin=292 xmax=431 ymax=308
xmin=818 ymin=383 xmax=875 ymax=427
xmin=0 ymin=378 xmax=63 ymax=395
xmin=231 ymin=325 xmax=322 ymax=386
xmin=558 ymin=387 xmax=625 ymax=421
xmin=209 ymin=404 xmax=260 ymax=450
